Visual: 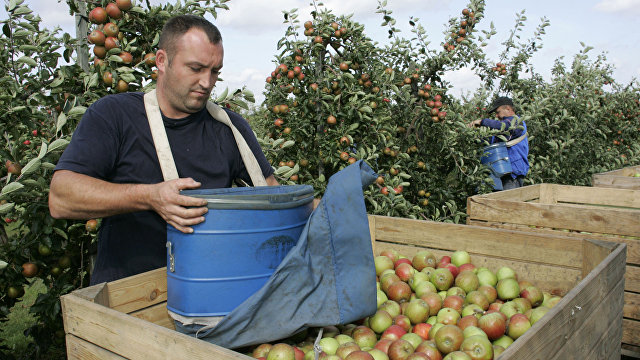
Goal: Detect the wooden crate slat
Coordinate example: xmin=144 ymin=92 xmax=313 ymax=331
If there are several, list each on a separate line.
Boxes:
xmin=626 ymin=265 xmax=640 ymax=293
xmin=593 ymin=165 xmax=640 ymax=190
xmin=60 ymin=292 xmax=251 ymax=360
xmin=550 ymin=278 xmax=624 ymax=360
xmin=623 ymin=318 xmax=640 ymax=351
xmin=106 ymin=267 xmax=167 ymax=314
xmin=66 ymin=333 xmax=126 ymax=360
xmin=498 ymin=244 xmax=625 ymax=359
xmin=129 ymin=301 xmax=175 ymax=330
xmin=465 ymin=220 xmax=640 ymax=266
xmin=582 ymin=238 xmax=618 ymax=277
xmin=375 ymin=242 xmax=580 ymax=296
xmin=467 ymin=196 xmax=640 ymax=237
xmin=625 ymin=292 xmax=640 ymax=320
xmin=553 ymin=184 xmax=640 ymax=208
xmin=373 ymin=215 xmax=583 ymax=268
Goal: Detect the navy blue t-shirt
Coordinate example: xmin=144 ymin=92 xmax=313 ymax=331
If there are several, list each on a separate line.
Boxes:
xmin=55 ymin=92 xmax=274 ymax=284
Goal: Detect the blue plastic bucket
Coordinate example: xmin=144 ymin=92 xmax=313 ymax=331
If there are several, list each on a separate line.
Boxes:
xmin=166 ymin=185 xmax=314 ymax=317
xmin=481 ymin=142 xmax=512 ymax=177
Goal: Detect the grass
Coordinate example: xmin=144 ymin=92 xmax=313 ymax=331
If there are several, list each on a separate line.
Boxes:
xmin=0 ymin=278 xmax=47 ymax=355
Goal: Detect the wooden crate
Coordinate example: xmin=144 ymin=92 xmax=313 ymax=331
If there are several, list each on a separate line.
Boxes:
xmin=61 ymin=215 xmax=626 ymax=359
xmin=466 ymin=183 xmax=640 ymax=356
xmin=593 ymin=165 xmax=640 ymax=190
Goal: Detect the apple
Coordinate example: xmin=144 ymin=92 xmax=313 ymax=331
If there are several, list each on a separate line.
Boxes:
xmin=353 ymin=326 xmax=377 ymax=349
xmin=412 ymin=323 xmax=432 ymax=340
xmin=393 ymin=315 xmax=412 ymax=332
xmin=404 ymin=299 xmax=431 ymax=325
xmin=443 ymin=296 xmax=464 ymax=313
xmin=460 ymin=335 xmax=493 ymax=360
xmin=89 ymin=7 xmax=108 ymax=24
xmin=21 ymin=262 xmax=38 ymax=278
xmin=376 ymin=256 xmax=395 ymax=276
xmin=381 ymin=250 xmax=400 ymax=263
xmin=542 ymin=295 xmax=562 ymax=308
xmin=414 ymin=281 xmax=437 ymax=298
xmin=442 ymin=351 xmax=471 ymax=360
xmin=460 ymin=304 xmax=484 ymax=319
xmin=253 ymin=343 xmax=272 ymax=358
xmin=496 ymin=266 xmax=517 ymax=281
xmin=455 ymin=271 xmax=479 ymax=293
xmin=443 ymin=264 xmax=459 ymax=278
xmin=434 ymin=324 xmax=464 ymax=354
xmin=103 ymin=22 xmax=119 ymax=37
xmin=446 ymin=287 xmax=465 ymax=299
xmin=105 ymin=3 xmax=122 ymax=19
xmin=499 ymin=301 xmax=519 ymax=319
xmin=380 ymin=300 xmax=402 ymax=318
xmin=429 ymin=323 xmax=444 ymax=341
xmin=520 ymin=286 xmax=544 ymax=307
xmin=506 ymin=313 xmax=531 ymax=339
xmin=370 ymin=310 xmax=394 ymax=333
xmin=412 ymin=250 xmax=437 ymax=271
xmin=492 ymin=335 xmax=513 ymax=349
xmin=88 ymin=29 xmax=106 ymax=45
xmin=476 ymin=285 xmax=497 ymax=304
xmin=476 ymin=270 xmax=497 ymax=288
xmin=293 ymin=347 xmax=304 ymax=360
xmin=529 ymin=306 xmax=550 ymax=325
xmin=436 ymin=307 xmax=460 ymax=325
xmin=496 ymin=278 xmax=520 ymax=300
xmin=319 ymin=337 xmax=340 ymax=355
xmin=408 ymin=272 xmax=430 ymax=292
xmin=345 ymin=351 xmax=375 ymax=360
xmin=450 ymin=250 xmax=471 ymax=267
xmin=439 ymin=256 xmax=451 ymax=265
xmin=388 ymin=339 xmax=415 ymax=360
xmin=396 ymin=263 xmax=416 ymax=282
xmin=512 ymin=297 xmax=532 ymax=314
xmin=518 ymin=280 xmax=534 ymax=290
xmin=387 ymin=281 xmax=412 ymax=303
xmin=395 ymin=258 xmax=412 ymax=268
xmin=401 ymin=333 xmax=424 ymax=349
xmin=414 ymin=341 xmax=442 ymax=360
xmin=431 ymin=268 xmax=454 ymax=291
xmin=458 ymin=315 xmax=479 ymax=331
xmin=116 ymin=0 xmax=133 ymax=11
xmin=378 ymin=289 xmax=389 ymax=308
xmin=382 ymin=324 xmax=408 ymax=342
xmin=420 ymin=267 xmax=436 ymax=279
xmin=492 ymin=345 xmax=505 ymax=358
xmin=458 ymin=263 xmax=476 ymax=273
xmin=337 ymin=334 xmax=356 ymax=345
xmin=464 ymin=291 xmax=489 ymax=311
xmin=380 ymin=274 xmax=401 ymax=293
xmin=104 ymin=36 xmax=119 ymax=51
xmin=267 ymin=343 xmax=295 ymax=360
xmin=420 ymin=292 xmax=443 ymax=316
xmin=375 ymin=338 xmax=393 ymax=354
xmin=323 ymin=326 xmax=340 ymax=338
xmin=337 ymin=342 xmax=362 ymax=360
xmin=478 ymin=312 xmax=506 ymax=341
xmin=405 ymin=352 xmax=431 ymax=360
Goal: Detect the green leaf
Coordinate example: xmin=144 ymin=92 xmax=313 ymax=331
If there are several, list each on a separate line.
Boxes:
xmin=347 ymin=122 xmax=360 ymax=131
xmin=0 ymin=202 xmax=15 ymax=214
xmin=67 ymin=106 xmax=87 ymax=118
xmin=17 ymin=56 xmax=37 ymax=67
xmin=87 ymin=72 xmax=99 ymax=88
xmin=0 ymin=260 xmax=7 ymax=270
xmin=282 ymin=140 xmax=296 ymax=148
xmin=50 ymin=76 xmax=64 ymax=88
xmin=1 ymin=182 xmax=24 ymax=196
xmin=7 ymin=0 xmax=17 ymax=12
xmin=21 ymin=158 xmax=41 ymax=175
xmin=56 ymin=113 xmax=67 ymax=133
xmin=48 ymin=139 xmax=69 ymax=152
xmin=38 ymin=143 xmax=47 ymax=159
xmin=12 ymin=6 xmax=32 ymax=15
xmin=53 ymin=228 xmax=69 ymax=240
xmin=119 ymin=73 xmax=137 ymax=83
xmin=215 ymin=87 xmax=229 ymax=102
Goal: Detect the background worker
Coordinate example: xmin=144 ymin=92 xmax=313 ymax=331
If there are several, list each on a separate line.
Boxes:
xmin=468 ymin=96 xmax=529 ymax=190
xmin=49 ymin=15 xmax=278 ymax=284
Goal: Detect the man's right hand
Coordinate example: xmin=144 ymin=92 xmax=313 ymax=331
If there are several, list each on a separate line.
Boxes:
xmin=148 ymin=178 xmax=208 ymax=234
xmin=49 ymin=170 xmax=208 ymax=234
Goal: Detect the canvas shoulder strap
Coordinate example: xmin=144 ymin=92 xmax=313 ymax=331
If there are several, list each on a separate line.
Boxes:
xmin=143 ymin=90 xmax=267 ymax=186
xmin=144 ymin=90 xmax=179 ymax=181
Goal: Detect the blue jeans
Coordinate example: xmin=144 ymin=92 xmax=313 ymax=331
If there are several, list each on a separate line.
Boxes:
xmin=501 ymin=175 xmax=524 ymax=190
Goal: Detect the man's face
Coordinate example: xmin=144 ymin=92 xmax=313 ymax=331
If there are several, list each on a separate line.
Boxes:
xmin=156 ymin=28 xmax=223 ymax=118
xmin=495 ymin=105 xmax=514 ymax=120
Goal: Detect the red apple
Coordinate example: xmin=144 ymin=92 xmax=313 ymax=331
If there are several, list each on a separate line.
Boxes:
xmin=293 ymin=346 xmax=304 ymax=360
xmin=412 ymin=323 xmax=432 ymax=340
xmin=477 ymin=312 xmax=506 ymax=341
xmin=381 ymin=250 xmax=399 ymax=263
xmin=388 ymin=339 xmax=415 ymax=360
xmin=345 ymin=351 xmax=374 ymax=360
xmin=253 ymin=343 xmax=272 ymax=358
xmin=381 ymin=325 xmax=407 ymax=342
xmin=443 ymin=296 xmax=464 ymax=314
xmin=393 ymin=315 xmax=412 ymax=332
xmin=458 ymin=263 xmax=476 ymax=273
xmin=506 ymin=313 xmax=531 ymax=339
xmin=381 ymin=273 xmax=401 ymax=293
xmin=443 ymin=264 xmax=459 ymax=278
xmin=375 ymin=338 xmax=393 ymax=354
xmin=457 ymin=315 xmax=479 ymax=331
xmin=520 ymin=286 xmax=544 ymax=307
xmin=395 ymin=258 xmax=412 ymax=268
xmin=415 ymin=340 xmax=442 ymax=360
xmin=420 ymin=292 xmax=443 ymax=316
xmin=387 ymin=281 xmax=412 ymax=303
xmin=412 ymin=250 xmax=437 ymax=271
xmin=396 ymin=263 xmax=416 ymax=282
xmin=477 ymin=285 xmax=497 ymax=304
xmin=337 ymin=342 xmax=362 ymax=360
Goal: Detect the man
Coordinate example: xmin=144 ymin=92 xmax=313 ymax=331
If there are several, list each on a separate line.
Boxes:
xmin=468 ymin=96 xmax=529 ymax=189
xmin=49 ymin=15 xmax=278 ymax=284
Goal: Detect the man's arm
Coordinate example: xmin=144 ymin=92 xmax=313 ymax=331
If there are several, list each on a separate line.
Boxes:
xmin=49 ymin=170 xmax=208 ymax=233
xmin=265 ymin=174 xmax=279 ymax=186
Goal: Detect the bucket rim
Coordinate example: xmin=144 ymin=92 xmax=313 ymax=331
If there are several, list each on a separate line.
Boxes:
xmin=181 ymin=185 xmax=314 ymax=210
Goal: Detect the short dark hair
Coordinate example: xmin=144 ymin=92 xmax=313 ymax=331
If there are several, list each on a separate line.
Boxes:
xmin=158 ymin=15 xmax=222 ymax=61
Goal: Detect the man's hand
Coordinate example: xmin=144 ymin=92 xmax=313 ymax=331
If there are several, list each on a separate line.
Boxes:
xmin=148 ymin=178 xmax=208 ymax=234
xmin=467 ymin=119 xmax=482 ymax=128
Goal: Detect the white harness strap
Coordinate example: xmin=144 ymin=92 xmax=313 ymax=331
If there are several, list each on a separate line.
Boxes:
xmin=143 ymin=89 xmax=267 ymax=186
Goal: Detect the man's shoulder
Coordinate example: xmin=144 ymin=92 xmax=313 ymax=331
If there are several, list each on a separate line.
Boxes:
xmin=221 ymin=106 xmax=252 ymax=130
xmin=90 ymin=92 xmax=144 ymax=110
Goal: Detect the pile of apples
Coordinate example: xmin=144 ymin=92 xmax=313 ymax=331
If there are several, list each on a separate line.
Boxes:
xmin=249 ymin=249 xmax=562 ymax=360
